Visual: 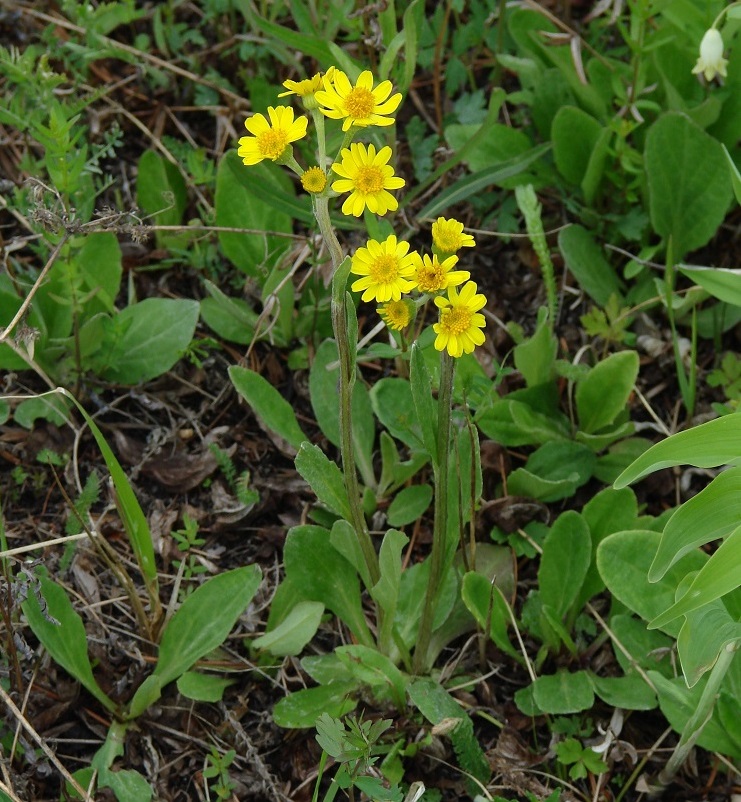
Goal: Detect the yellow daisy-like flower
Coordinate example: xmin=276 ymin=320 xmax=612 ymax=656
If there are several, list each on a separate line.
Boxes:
xmin=278 ymin=72 xmax=323 ymax=98
xmin=377 ymin=299 xmax=413 ymax=331
xmin=331 ymin=143 xmax=405 ymax=217
xmin=411 ymin=252 xmax=470 ymax=294
xmin=351 ymin=235 xmax=417 ymax=302
xmin=316 ymin=69 xmax=402 ymax=131
xmin=237 ymin=106 xmax=308 ymax=166
xmin=301 ymin=167 xmax=327 ymax=193
xmin=433 ymin=281 xmax=487 ymax=358
xmin=431 ymin=217 xmax=476 ymax=255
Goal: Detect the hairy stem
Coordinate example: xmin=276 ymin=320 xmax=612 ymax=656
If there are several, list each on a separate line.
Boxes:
xmin=413 ymin=351 xmax=455 ymax=674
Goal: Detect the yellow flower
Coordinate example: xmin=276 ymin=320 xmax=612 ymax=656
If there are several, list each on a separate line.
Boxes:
xmin=377 ymin=299 xmax=413 ymax=331
xmin=350 ymin=235 xmax=417 ymax=302
xmin=431 ymin=217 xmax=476 ymax=255
xmin=692 ymin=28 xmax=728 ymax=82
xmin=316 ymin=69 xmax=402 ymax=131
xmin=331 ymin=143 xmax=405 ymax=217
xmin=237 ymin=106 xmax=308 ymax=165
xmin=301 ymin=167 xmax=327 ymax=193
xmin=433 ymin=281 xmax=487 ymax=358
xmin=411 ymin=253 xmax=470 ymax=294
xmin=278 ymin=72 xmax=323 ymax=98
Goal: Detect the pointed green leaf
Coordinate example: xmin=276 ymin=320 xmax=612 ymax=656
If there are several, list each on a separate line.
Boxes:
xmin=295 ymin=442 xmax=352 ymax=519
xmin=576 ymin=350 xmax=639 ymax=434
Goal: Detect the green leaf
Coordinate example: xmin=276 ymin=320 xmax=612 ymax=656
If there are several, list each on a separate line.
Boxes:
xmin=199 ymin=281 xmax=259 ymax=345
xmin=514 ymin=309 xmax=557 ymax=387
xmin=677 ymin=600 xmax=741 ymax=687
xmin=128 ymin=565 xmax=261 ymax=717
xmin=215 ymin=151 xmax=294 ymax=277
xmin=477 ymin=397 xmax=569 ymax=447
xmin=723 ymin=143 xmax=741 ymax=205
xmin=176 ymin=671 xmax=234 ymax=702
xmin=370 ymin=528 xmax=408 ymax=653
xmin=559 ymin=225 xmax=623 ymax=306
xmin=229 ymin=365 xmax=307 ymax=452
xmin=614 ymin=413 xmax=741 ymax=487
xmin=576 ymin=351 xmax=639 ymax=434
xmin=531 ymin=670 xmax=594 ymax=714
xmin=539 ymin=511 xmax=591 ymax=618
xmin=330 ymin=518 xmax=372 ymax=590
xmin=461 ymin=572 xmax=521 ymax=661
xmin=252 ymin=600 xmax=324 ymax=657
xmin=588 ymin=674 xmax=656 ymax=711
xmin=272 ymin=683 xmax=357 ymax=729
xmin=408 ymin=678 xmax=491 ymax=785
xmin=387 ymin=484 xmax=433 ymax=527
xmin=678 ymin=265 xmax=741 ymax=306
xmin=370 ymin=378 xmax=426 ymax=451
xmin=410 ymin=344 xmax=438 ymax=463
xmin=336 ymin=645 xmax=407 ymax=708
xmin=59 ymin=390 xmax=157 ymax=589
xmin=93 ymin=298 xmax=199 ymax=384
xmin=610 ymin=614 xmax=675 ymax=679
xmin=295 ymin=442 xmax=352 ymax=520
xmin=136 ymin=150 xmax=187 ymax=247
xmin=650 ymin=467 xmax=741 ymax=580
xmin=551 ymin=106 xmax=603 ymax=185
xmin=649 ymin=524 xmax=741 ymax=629
xmin=75 ymin=232 xmax=122 ymax=316
xmin=105 ymin=769 xmax=154 ymax=802
xmin=509 ymin=442 xmax=595 ymax=502
xmin=645 ymin=112 xmax=732 ymax=261
xmin=650 ymin=671 xmax=741 ymax=758
xmin=23 ymin=574 xmax=116 ymax=713
xmin=597 ymin=530 xmax=707 ymax=638
xmin=415 ymin=143 xmax=551 ymax=219
xmin=283 ymin=525 xmax=373 ymax=646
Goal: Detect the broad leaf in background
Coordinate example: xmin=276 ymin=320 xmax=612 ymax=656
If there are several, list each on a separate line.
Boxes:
xmin=576 ymin=350 xmax=639 ymax=434
xmin=559 ymin=225 xmax=624 ymax=306
xmin=646 ymin=112 xmax=732 ymax=261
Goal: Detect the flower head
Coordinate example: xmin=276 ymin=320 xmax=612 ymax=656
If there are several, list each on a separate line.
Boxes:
xmin=411 ymin=252 xmax=470 ymax=294
xmin=331 ymin=143 xmax=405 ymax=217
xmin=237 ymin=106 xmax=308 ymax=165
xmin=278 ymin=72 xmax=323 ymax=98
xmin=431 ymin=217 xmax=476 ymax=255
xmin=350 ymin=235 xmax=417 ymax=302
xmin=301 ymin=167 xmax=327 ymax=193
xmin=377 ymin=299 xmax=414 ymax=331
xmin=316 ymin=69 xmax=402 ymax=131
xmin=433 ymin=281 xmax=487 ymax=358
xmin=692 ymin=28 xmax=728 ymax=82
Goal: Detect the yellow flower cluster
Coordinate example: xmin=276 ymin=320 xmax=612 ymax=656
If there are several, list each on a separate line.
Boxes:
xmin=236 ymin=67 xmax=487 ymax=357
xmin=350 ymin=220 xmax=486 ymax=358
xmin=237 ymin=66 xmax=404 ymax=217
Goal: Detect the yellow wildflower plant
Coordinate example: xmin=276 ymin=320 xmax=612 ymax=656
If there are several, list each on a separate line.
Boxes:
xmin=331 ymin=143 xmax=405 ymax=217
xmin=411 ymin=252 xmax=470 ymax=294
xmin=377 ymin=299 xmax=413 ymax=331
xmin=350 ymin=235 xmax=417 ymax=302
xmin=431 ymin=217 xmax=476 ymax=255
xmin=433 ymin=281 xmax=487 ymax=358
xmin=237 ymin=106 xmax=308 ymax=165
xmin=316 ymin=69 xmax=402 ymax=131
xmin=301 ymin=167 xmax=327 ymax=194
xmin=692 ymin=28 xmax=728 ymax=82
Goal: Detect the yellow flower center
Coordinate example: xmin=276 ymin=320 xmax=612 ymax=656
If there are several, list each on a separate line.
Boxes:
xmin=436 ymin=229 xmax=462 ymax=253
xmin=369 ymin=254 xmax=399 ymax=283
xmin=345 ymin=87 xmax=376 ymax=119
xmin=417 ymin=263 xmax=445 ymax=292
xmin=301 ymin=167 xmax=327 ymax=193
xmin=257 ymin=128 xmax=289 ymax=160
xmin=440 ymin=306 xmax=473 ymax=334
xmin=354 ymin=165 xmax=385 ymax=194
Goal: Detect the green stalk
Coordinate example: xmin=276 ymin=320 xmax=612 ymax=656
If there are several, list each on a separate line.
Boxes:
xmin=654 ymin=642 xmax=738 ymax=793
xmin=312 ymin=195 xmax=380 ymax=589
xmin=413 ymin=351 xmax=455 ymax=674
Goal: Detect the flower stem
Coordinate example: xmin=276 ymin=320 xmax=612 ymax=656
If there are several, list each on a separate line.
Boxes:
xmin=312 ymin=195 xmax=380 ymax=589
xmin=413 ymin=351 xmax=455 ymax=674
